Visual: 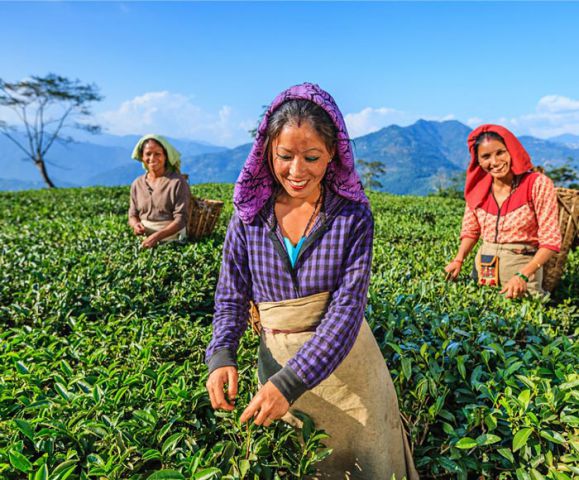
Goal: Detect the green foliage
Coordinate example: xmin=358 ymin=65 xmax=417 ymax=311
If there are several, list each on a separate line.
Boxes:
xmin=0 ymin=185 xmax=577 ymax=479
xmin=248 ymin=105 xmax=268 ymax=139
xmin=357 ymin=158 xmax=387 ymax=190
xmin=545 ymin=159 xmax=579 ymax=189
xmin=430 ymin=171 xmax=466 ymax=199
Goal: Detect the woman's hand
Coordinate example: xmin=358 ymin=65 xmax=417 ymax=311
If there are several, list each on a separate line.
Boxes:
xmin=444 ymin=259 xmax=463 ymax=281
xmin=500 ymin=275 xmax=528 ymax=298
xmin=132 ymin=222 xmax=146 ymax=236
xmin=206 ymin=366 xmax=238 ymax=411
xmin=240 ymin=381 xmax=290 ymax=427
xmin=141 ymin=233 xmax=161 ymax=249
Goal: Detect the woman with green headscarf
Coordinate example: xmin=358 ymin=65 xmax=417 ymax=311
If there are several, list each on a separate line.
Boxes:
xmin=128 ymin=134 xmax=191 ymax=248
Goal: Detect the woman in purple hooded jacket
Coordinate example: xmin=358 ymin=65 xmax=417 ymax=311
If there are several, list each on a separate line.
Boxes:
xmin=205 ymin=83 xmax=418 ymax=479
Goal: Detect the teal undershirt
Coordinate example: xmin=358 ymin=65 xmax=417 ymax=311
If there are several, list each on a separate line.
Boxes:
xmin=283 ymin=236 xmax=306 ymax=267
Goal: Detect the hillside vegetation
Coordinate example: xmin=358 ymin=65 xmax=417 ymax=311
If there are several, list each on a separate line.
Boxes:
xmin=0 ymin=185 xmax=577 ymax=479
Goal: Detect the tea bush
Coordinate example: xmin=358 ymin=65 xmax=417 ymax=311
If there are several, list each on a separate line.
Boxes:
xmin=0 ymin=185 xmax=577 ymax=479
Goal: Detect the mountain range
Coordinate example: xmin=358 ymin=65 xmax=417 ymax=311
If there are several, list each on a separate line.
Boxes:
xmin=1 ymin=121 xmax=578 ymax=194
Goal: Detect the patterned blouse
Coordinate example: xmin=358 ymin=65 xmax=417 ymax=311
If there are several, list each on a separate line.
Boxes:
xmin=460 ymin=172 xmax=561 ymax=252
xmin=206 ymin=188 xmax=374 ymax=403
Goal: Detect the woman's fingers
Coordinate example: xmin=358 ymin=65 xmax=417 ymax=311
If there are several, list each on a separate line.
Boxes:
xmin=252 ymin=406 xmax=271 ymax=426
xmin=501 ymin=277 xmax=527 ymax=298
xmin=240 ymin=382 xmax=289 ymax=426
xmin=206 ymin=368 xmax=237 ymax=411
xmin=240 ymin=397 xmax=259 ymax=423
xmin=227 ymin=368 xmax=238 ymax=404
xmin=206 ymin=375 xmax=223 ymax=409
xmin=444 ymin=263 xmax=460 ymax=281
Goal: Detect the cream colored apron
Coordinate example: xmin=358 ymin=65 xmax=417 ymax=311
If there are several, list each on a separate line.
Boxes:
xmin=475 ymin=241 xmax=544 ymax=295
xmin=257 ymin=292 xmax=419 ymax=480
xmin=141 ymin=219 xmax=187 ymax=243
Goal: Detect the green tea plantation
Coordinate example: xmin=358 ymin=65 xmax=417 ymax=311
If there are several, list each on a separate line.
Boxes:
xmin=1 ymin=184 xmax=577 ymax=480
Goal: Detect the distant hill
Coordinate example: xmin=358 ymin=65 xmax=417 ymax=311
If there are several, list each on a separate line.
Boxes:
xmin=181 ymin=143 xmax=253 ymax=184
xmin=352 ymin=121 xmax=579 ymax=194
xmin=352 ymin=120 xmax=470 ymax=194
xmin=0 ymin=178 xmax=47 ymax=191
xmin=1 ymin=122 xmax=578 ymax=194
xmin=0 ymin=133 xmax=226 ymax=190
xmin=549 ymin=133 xmax=579 ymax=149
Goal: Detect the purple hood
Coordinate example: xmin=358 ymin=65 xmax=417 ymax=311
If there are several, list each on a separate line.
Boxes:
xmin=233 ymin=83 xmax=368 ymax=223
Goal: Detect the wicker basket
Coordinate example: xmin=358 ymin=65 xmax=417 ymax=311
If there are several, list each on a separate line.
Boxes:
xmin=179 ymin=174 xmax=224 ymax=240
xmin=188 ymin=196 xmax=224 ymax=240
xmin=542 ymin=187 xmax=579 ymax=292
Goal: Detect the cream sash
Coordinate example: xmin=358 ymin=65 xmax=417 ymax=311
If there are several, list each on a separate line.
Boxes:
xmin=140 ymin=219 xmax=187 ymax=243
xmin=475 ymin=241 xmax=544 ymax=295
xmin=257 ymin=292 xmax=419 ymax=480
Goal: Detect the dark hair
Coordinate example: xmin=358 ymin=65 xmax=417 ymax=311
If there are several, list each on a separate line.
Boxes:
xmin=474 ymin=131 xmax=506 ymax=157
xmin=265 ymin=99 xmax=338 ymax=159
xmin=140 ymin=138 xmax=177 ymax=173
xmin=140 ymin=138 xmax=168 ymax=158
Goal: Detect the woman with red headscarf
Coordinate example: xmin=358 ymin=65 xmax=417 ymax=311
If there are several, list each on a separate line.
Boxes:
xmin=444 ymin=125 xmax=561 ymax=298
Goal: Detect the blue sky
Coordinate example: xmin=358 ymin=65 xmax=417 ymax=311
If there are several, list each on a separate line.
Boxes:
xmin=2 ymin=1 xmax=579 ymax=147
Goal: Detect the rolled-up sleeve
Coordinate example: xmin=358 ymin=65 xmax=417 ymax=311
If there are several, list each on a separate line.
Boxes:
xmin=128 ymin=180 xmax=139 ymax=220
xmin=171 ymin=178 xmax=191 ymax=229
xmin=532 ymin=174 xmax=562 ymax=252
xmin=270 ymin=206 xmax=374 ymax=402
xmin=205 ymin=213 xmax=252 ymax=373
xmin=460 ymin=204 xmax=481 ymax=240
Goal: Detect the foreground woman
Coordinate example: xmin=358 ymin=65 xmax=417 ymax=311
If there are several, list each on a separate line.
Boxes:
xmin=205 ymin=83 xmax=417 ymax=479
xmin=445 ymin=124 xmax=561 ymax=297
xmin=128 ymin=134 xmax=190 ymax=248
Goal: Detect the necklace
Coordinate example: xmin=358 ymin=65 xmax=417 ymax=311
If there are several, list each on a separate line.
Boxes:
xmin=301 ymin=185 xmax=324 ymax=238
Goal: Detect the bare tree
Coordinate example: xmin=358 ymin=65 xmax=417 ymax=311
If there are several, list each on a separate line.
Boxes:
xmin=0 ymin=73 xmax=103 ymax=188
xmin=357 ymin=158 xmax=386 ymax=190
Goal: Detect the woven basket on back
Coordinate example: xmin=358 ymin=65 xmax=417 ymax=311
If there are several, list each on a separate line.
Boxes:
xmin=180 ymin=174 xmax=224 ymax=240
xmin=542 ymin=187 xmax=579 ymax=292
xmin=188 ymin=196 xmax=224 ymax=240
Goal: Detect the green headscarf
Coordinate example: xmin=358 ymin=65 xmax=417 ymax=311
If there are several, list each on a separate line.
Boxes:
xmin=131 ymin=134 xmax=181 ymax=173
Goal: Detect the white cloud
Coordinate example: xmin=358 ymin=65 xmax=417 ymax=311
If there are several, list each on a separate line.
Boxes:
xmin=467 ymin=117 xmax=483 ymax=127
xmin=344 ymin=107 xmax=411 ymax=137
xmin=537 ymin=95 xmax=579 ymax=113
xmin=98 ymin=92 xmax=579 ymax=146
xmin=99 ymin=91 xmax=253 ymax=147
xmin=487 ymin=95 xmax=579 ymax=138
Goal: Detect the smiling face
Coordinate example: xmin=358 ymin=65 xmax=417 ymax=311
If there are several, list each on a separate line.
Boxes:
xmin=142 ymin=140 xmax=167 ymax=176
xmin=271 ymin=122 xmax=334 ymax=203
xmin=477 ymin=138 xmax=513 ymax=182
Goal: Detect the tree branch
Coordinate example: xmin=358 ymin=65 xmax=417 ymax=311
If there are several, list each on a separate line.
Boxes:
xmin=0 ymin=129 xmax=35 ymax=161
xmin=42 ymin=104 xmax=74 ymax=156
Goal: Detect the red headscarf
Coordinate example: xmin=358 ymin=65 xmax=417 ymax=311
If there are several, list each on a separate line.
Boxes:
xmin=464 ymin=124 xmax=533 ymax=209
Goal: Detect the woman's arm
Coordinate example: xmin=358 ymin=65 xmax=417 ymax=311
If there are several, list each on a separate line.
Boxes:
xmin=141 ymin=177 xmax=191 ymax=248
xmin=205 ymin=214 xmax=251 ymax=411
xmin=141 ymin=218 xmax=182 ymax=248
xmin=444 ymin=237 xmax=478 ymax=280
xmin=444 ymin=205 xmax=480 ymax=280
xmin=500 ymin=247 xmax=556 ymax=298
xmin=241 ymin=205 xmax=374 ymax=425
xmin=129 ymin=216 xmax=146 ymax=236
xmin=128 ymin=181 xmax=146 ymax=235
xmin=276 ymin=206 xmax=374 ymax=398
xmin=501 ymin=174 xmax=561 ymax=298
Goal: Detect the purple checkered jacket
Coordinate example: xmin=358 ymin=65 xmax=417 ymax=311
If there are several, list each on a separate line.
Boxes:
xmin=206 ymin=188 xmax=373 ymax=403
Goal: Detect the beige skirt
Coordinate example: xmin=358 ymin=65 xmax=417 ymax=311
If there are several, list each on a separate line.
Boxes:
xmin=475 ymin=241 xmax=544 ymax=295
xmin=257 ymin=292 xmax=419 ymax=480
xmin=141 ymin=219 xmax=187 ymax=243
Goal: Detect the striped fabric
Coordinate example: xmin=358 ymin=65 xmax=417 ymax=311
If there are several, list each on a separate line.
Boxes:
xmin=206 ymin=188 xmax=374 ymax=390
